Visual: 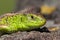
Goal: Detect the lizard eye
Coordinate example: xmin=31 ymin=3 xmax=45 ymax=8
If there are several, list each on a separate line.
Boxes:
xmin=31 ymin=16 xmax=34 ymax=19
xmin=28 ymin=15 xmax=34 ymax=20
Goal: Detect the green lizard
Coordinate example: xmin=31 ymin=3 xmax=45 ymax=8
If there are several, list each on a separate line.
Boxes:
xmin=0 ymin=13 xmax=46 ymax=33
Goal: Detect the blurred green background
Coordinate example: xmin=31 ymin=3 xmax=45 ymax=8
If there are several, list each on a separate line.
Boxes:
xmin=0 ymin=0 xmax=15 ymax=15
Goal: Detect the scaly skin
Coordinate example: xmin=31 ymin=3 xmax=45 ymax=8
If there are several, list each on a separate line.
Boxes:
xmin=0 ymin=13 xmax=46 ymax=33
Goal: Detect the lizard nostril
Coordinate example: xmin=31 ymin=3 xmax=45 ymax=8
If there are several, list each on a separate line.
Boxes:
xmin=40 ymin=18 xmax=43 ymax=21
